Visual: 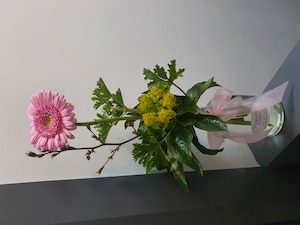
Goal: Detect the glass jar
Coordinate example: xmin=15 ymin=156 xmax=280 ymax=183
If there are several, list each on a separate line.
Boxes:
xmin=224 ymin=96 xmax=285 ymax=137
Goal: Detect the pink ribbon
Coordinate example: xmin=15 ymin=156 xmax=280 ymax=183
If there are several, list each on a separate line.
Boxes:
xmin=205 ymin=81 xmax=289 ymax=149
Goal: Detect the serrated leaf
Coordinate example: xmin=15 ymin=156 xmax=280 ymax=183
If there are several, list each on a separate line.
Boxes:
xmin=178 ymin=113 xmax=228 ymax=132
xmin=143 ymin=68 xmax=162 ymax=88
xmin=93 ymin=113 xmax=114 ymax=143
xmin=186 ymin=78 xmax=220 ymax=104
xmin=91 ymin=78 xmax=112 ymax=109
xmin=143 ymin=60 xmax=184 ymax=88
xmin=94 ymin=122 xmax=112 ymax=143
xmin=143 ymin=68 xmax=158 ymax=81
xmin=154 ymin=65 xmax=167 ymax=79
xmin=91 ymin=78 xmax=127 ymax=141
xmin=168 ymin=60 xmax=184 ymax=83
xmin=112 ymin=88 xmax=125 ymax=107
xmin=146 ymin=164 xmax=153 ymax=174
xmin=167 ymin=124 xmax=202 ymax=174
xmin=132 ymin=142 xmax=169 ymax=173
xmin=137 ymin=124 xmax=160 ymax=143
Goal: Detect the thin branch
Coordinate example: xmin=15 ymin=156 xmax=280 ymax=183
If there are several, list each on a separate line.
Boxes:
xmin=97 ymin=146 xmax=120 ymax=174
xmin=62 ymin=135 xmax=140 ymax=152
xmin=26 ymin=135 xmax=140 ymax=159
xmin=172 ymin=82 xmax=187 ymax=96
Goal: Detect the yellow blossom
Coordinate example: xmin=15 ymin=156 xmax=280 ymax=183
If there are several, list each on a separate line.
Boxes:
xmin=158 ymin=108 xmax=176 ymax=125
xmin=148 ymin=86 xmax=164 ymax=101
xmin=137 ymin=94 xmax=148 ymax=103
xmin=160 ymin=92 xmax=176 ymax=109
xmin=137 ymin=86 xmax=177 ymax=128
xmin=137 ymin=95 xmax=153 ymax=113
xmin=142 ymin=112 xmax=158 ymax=127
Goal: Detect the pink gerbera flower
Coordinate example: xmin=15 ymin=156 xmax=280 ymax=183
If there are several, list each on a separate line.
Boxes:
xmin=27 ymin=91 xmax=77 ymax=151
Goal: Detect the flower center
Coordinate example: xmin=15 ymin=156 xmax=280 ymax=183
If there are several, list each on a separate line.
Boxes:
xmin=34 ymin=104 xmax=63 ymax=138
xmin=42 ymin=115 xmax=52 ymax=127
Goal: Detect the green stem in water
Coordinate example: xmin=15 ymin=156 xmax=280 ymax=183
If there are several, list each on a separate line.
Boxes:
xmin=75 ymin=115 xmax=140 ymax=126
xmin=226 ymin=118 xmax=251 ymax=126
xmin=226 ymin=118 xmax=273 ymax=127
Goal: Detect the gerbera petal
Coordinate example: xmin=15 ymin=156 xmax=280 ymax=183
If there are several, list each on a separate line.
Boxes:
xmin=30 ymin=132 xmax=40 ymax=145
xmin=63 ymin=119 xmax=75 ymax=127
xmin=55 ymin=94 xmax=66 ymax=110
xmin=45 ymin=91 xmax=52 ymax=104
xmin=63 ymin=128 xmax=75 ymax=139
xmin=64 ymin=103 xmax=74 ymax=111
xmin=47 ymin=138 xmax=56 ymax=151
xmin=35 ymin=136 xmax=44 ymax=150
xmin=39 ymin=137 xmax=48 ymax=150
xmin=54 ymin=135 xmax=61 ymax=149
xmin=27 ymin=105 xmax=37 ymax=119
xmin=60 ymin=109 xmax=68 ymax=117
xmin=31 ymin=95 xmax=41 ymax=108
xmin=37 ymin=92 xmax=45 ymax=105
xmin=59 ymin=132 xmax=67 ymax=146
xmin=62 ymin=116 xmax=74 ymax=122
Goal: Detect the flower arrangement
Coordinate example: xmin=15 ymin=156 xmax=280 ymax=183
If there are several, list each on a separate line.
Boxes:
xmin=27 ymin=60 xmax=288 ymax=190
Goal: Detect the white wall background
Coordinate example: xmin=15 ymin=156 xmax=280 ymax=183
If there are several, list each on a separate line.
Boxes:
xmin=0 ymin=0 xmax=300 ymax=184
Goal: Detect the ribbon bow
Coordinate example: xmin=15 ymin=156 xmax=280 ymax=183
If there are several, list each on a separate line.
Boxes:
xmin=205 ymin=81 xmax=289 ymax=149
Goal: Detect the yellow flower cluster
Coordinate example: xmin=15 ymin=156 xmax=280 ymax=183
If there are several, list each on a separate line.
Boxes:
xmin=137 ymin=86 xmax=177 ymax=128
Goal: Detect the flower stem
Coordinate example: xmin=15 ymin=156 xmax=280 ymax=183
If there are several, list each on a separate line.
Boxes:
xmin=75 ymin=115 xmax=140 ymax=126
xmin=172 ymin=82 xmax=187 ymax=96
xmin=226 ymin=118 xmax=274 ymax=127
xmin=110 ymin=107 xmax=138 ymax=114
xmin=225 ymin=118 xmax=251 ymax=126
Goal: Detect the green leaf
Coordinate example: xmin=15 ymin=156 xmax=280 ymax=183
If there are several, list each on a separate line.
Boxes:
xmin=143 ymin=68 xmax=158 ymax=81
xmin=132 ymin=142 xmax=169 ymax=173
xmin=91 ymin=78 xmax=127 ymax=142
xmin=94 ymin=123 xmax=112 ymax=143
xmin=168 ymin=60 xmax=184 ymax=83
xmin=167 ymin=146 xmax=188 ymax=191
xmin=178 ymin=113 xmax=228 ymax=131
xmin=186 ymin=77 xmax=220 ymax=104
xmin=188 ymin=126 xmax=223 ymax=155
xmin=143 ymin=60 xmax=184 ymax=88
xmin=92 ymin=78 xmax=125 ymax=110
xmin=91 ymin=78 xmax=112 ymax=109
xmin=154 ymin=65 xmax=167 ymax=80
xmin=167 ymin=124 xmax=203 ymax=174
xmin=143 ymin=68 xmax=164 ymax=88
xmin=138 ymin=124 xmax=166 ymax=143
xmin=111 ymin=88 xmax=125 ymax=107
xmin=173 ymin=96 xmax=200 ymax=115
xmin=94 ymin=113 xmax=113 ymax=143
